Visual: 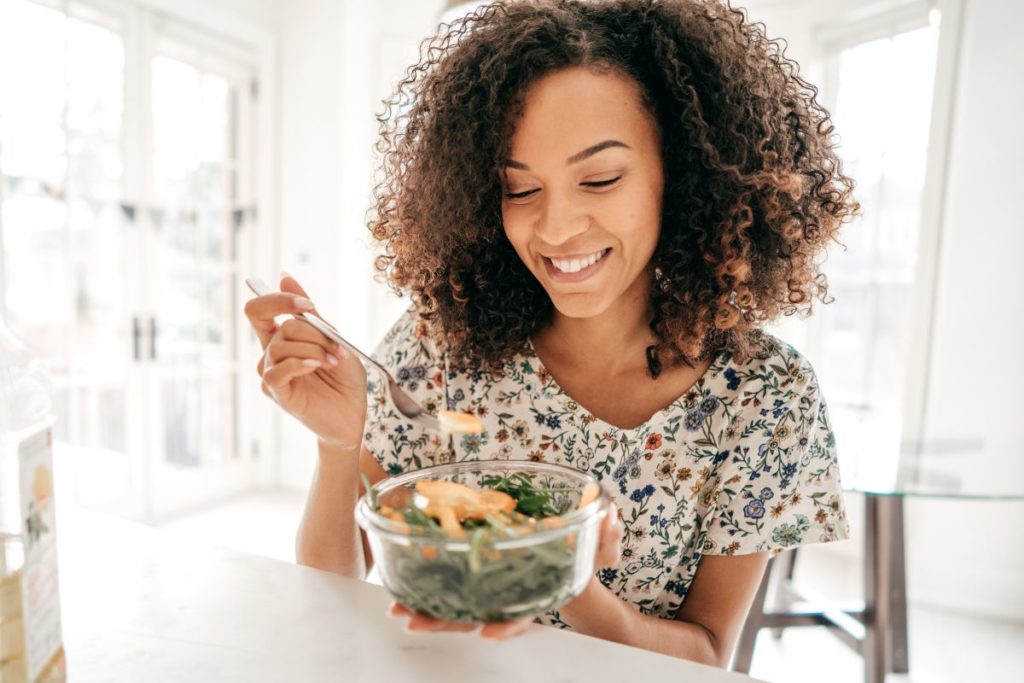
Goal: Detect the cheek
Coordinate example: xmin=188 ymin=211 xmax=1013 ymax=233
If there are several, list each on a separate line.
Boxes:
xmin=616 ymin=195 xmax=662 ymax=252
xmin=502 ymin=210 xmax=532 ymax=254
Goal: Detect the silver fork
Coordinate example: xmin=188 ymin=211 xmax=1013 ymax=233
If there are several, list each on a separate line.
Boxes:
xmin=245 ymin=278 xmax=441 ymax=433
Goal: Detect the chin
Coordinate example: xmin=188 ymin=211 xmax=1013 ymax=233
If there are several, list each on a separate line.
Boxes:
xmin=546 ymin=290 xmax=615 ymax=319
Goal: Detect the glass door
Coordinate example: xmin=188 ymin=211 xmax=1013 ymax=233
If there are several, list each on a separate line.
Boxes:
xmin=0 ymin=0 xmax=141 ymax=515
xmin=141 ymin=18 xmax=259 ymax=518
xmin=0 ymin=0 xmax=263 ymax=522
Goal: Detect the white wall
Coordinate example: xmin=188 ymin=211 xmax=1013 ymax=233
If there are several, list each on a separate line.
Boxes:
xmin=275 ymin=0 xmax=446 ymax=491
xmin=746 ymin=0 xmax=1024 ymax=621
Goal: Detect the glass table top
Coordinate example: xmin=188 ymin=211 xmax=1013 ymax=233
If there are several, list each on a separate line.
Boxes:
xmin=831 ymin=405 xmax=1024 ymax=499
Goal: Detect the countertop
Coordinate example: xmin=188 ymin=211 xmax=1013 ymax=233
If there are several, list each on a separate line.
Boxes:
xmin=56 ymin=507 xmax=766 ymax=682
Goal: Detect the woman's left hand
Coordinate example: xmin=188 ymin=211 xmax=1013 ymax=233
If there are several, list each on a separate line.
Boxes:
xmin=388 ymin=503 xmax=622 ymax=639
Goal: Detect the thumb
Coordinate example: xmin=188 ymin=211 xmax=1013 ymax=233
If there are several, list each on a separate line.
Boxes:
xmin=596 ymin=503 xmax=622 ymax=568
xmin=279 ymin=272 xmax=310 ymax=298
xmin=279 ymin=272 xmax=327 ymax=322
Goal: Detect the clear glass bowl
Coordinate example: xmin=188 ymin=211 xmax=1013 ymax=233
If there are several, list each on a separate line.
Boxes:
xmin=355 ymin=460 xmax=609 ymax=623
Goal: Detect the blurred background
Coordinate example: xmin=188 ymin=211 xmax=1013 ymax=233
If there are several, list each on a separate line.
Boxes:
xmin=0 ymin=0 xmax=1020 ymax=680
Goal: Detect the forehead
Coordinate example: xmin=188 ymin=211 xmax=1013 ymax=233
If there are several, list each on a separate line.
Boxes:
xmin=507 ymin=67 xmax=657 ymax=159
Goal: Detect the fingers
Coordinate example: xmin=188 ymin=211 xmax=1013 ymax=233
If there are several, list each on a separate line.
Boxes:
xmin=257 ymin=313 xmax=346 ymax=378
xmin=387 ymin=602 xmax=531 ymax=639
xmin=261 ymin=357 xmax=323 ymax=398
xmin=388 ymin=603 xmax=477 ymax=633
xmin=265 ymin=339 xmax=342 ymax=369
xmin=277 ymin=317 xmax=342 ymax=347
xmin=479 ymin=619 xmax=532 ymax=640
xmin=408 ymin=615 xmax=478 ymax=633
xmin=244 ymin=291 xmax=315 ymax=348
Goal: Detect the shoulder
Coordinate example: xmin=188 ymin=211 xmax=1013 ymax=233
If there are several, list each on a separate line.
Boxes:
xmin=372 ymin=306 xmax=445 ymax=372
xmin=718 ymin=331 xmax=824 ymax=411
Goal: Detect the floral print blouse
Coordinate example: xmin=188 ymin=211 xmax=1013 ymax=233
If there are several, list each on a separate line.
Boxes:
xmin=363 ymin=309 xmax=849 ymax=628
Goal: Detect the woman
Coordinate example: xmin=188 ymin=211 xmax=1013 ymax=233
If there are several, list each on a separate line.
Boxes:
xmin=244 ymin=0 xmax=856 ymax=667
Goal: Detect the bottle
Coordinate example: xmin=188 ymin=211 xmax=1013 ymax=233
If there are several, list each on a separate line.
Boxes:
xmin=0 ymin=312 xmax=65 ymax=682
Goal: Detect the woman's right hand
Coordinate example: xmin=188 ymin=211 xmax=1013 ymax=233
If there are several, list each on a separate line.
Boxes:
xmin=244 ymin=274 xmax=368 ymax=449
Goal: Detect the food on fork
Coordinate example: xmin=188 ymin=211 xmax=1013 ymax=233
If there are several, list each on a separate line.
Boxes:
xmin=438 ymin=409 xmax=485 ymax=434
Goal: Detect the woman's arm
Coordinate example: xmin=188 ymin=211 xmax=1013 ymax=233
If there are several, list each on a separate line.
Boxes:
xmin=295 ymin=442 xmax=388 ymax=579
xmin=557 ymin=551 xmax=770 ymax=667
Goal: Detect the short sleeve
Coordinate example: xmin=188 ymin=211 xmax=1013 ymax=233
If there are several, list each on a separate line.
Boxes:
xmin=704 ymin=367 xmax=851 ymax=556
xmin=362 ymin=309 xmax=449 ymax=476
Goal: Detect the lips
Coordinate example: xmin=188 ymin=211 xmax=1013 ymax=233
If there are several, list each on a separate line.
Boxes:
xmin=541 ymin=248 xmax=610 ymax=283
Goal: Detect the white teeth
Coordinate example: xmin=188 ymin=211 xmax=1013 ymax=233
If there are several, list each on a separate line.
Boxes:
xmin=550 ymin=249 xmax=606 ymax=274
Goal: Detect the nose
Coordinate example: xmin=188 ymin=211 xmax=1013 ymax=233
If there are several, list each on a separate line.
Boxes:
xmin=534 ymin=190 xmax=589 ymax=247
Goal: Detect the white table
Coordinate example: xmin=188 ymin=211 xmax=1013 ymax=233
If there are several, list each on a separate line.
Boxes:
xmin=56 ymin=508 xmax=766 ymax=682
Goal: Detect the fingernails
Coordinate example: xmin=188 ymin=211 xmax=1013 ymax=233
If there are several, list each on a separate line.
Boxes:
xmin=302 ymin=359 xmax=321 ymax=368
xmin=294 ymin=297 xmax=314 ymax=310
xmin=335 ymin=346 xmax=349 ymax=359
xmin=280 ymin=271 xmax=292 ymax=282
xmin=326 ymin=354 xmax=340 ymax=367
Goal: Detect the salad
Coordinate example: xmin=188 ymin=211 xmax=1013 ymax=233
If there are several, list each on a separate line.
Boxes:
xmin=366 ymin=471 xmax=601 ymax=622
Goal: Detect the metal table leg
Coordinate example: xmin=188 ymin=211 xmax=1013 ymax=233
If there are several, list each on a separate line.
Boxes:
xmin=863 ymin=494 xmax=890 ymax=683
xmin=889 ymin=496 xmax=909 ymax=673
xmin=731 ymin=493 xmax=910 ymax=683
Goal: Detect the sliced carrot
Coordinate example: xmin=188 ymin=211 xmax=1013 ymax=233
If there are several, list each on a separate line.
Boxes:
xmin=478 ymin=489 xmax=516 ymax=516
xmin=420 ymin=546 xmax=439 ymax=561
xmin=416 ymin=480 xmax=484 ymax=518
xmin=577 ymin=483 xmax=600 ymax=510
xmin=431 ymin=505 xmax=467 ymax=538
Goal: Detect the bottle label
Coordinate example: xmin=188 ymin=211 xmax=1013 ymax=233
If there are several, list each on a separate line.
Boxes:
xmin=18 ymin=427 xmax=63 ymax=682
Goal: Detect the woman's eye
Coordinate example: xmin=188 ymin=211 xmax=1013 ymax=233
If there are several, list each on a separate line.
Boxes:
xmin=505 ymin=189 xmax=538 ymax=200
xmin=504 ymin=176 xmax=621 ymax=201
xmin=582 ymin=176 xmax=622 ymax=189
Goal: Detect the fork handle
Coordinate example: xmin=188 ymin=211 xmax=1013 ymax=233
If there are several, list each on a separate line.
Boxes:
xmin=297 ymin=311 xmax=393 ymax=381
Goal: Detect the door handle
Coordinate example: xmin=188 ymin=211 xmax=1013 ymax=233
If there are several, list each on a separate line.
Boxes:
xmin=148 ymin=316 xmax=157 ymax=360
xmin=132 ymin=316 xmax=142 ymax=361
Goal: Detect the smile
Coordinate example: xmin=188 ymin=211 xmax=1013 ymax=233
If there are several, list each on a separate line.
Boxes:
xmin=542 ymin=248 xmax=611 ymax=282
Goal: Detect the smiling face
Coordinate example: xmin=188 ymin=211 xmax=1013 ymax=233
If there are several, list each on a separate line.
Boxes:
xmin=501 ymin=66 xmax=665 ymax=320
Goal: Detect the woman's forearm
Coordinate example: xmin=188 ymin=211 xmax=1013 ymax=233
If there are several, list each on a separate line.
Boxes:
xmin=295 ymin=440 xmax=366 ymax=579
xmin=557 ymin=578 xmax=723 ymax=666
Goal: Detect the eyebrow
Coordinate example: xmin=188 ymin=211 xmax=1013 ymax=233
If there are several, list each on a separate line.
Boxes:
xmin=505 ymin=139 xmax=630 ymax=170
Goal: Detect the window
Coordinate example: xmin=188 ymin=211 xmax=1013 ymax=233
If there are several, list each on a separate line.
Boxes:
xmin=0 ymin=0 xmax=264 ymax=520
xmin=774 ymin=12 xmax=941 ymax=487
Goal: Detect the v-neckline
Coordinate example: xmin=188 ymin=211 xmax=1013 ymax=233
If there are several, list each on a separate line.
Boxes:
xmin=523 ymin=337 xmax=729 ymax=433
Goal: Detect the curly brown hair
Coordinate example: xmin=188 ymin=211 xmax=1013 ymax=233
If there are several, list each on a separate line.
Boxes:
xmin=370 ymin=0 xmax=857 ymax=375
